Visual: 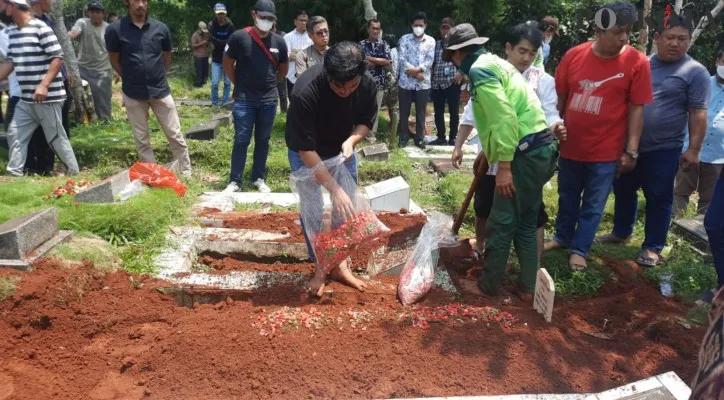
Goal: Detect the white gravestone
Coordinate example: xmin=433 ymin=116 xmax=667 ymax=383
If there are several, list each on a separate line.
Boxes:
xmin=534 ymin=268 xmax=555 ymax=323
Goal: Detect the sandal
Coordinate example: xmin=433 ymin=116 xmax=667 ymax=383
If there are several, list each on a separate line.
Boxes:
xmin=635 ymin=251 xmax=665 ymax=268
xmin=595 ymin=233 xmax=630 ymax=244
xmin=569 ymin=254 xmax=588 ymax=271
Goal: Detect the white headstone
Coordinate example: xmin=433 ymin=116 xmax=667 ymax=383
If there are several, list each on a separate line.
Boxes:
xmin=533 ymin=268 xmax=555 ymax=323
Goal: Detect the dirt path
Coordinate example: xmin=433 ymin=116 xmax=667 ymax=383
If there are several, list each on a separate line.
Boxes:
xmin=0 ymin=252 xmax=703 ymax=400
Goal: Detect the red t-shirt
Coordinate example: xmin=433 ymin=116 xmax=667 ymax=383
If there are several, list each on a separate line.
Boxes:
xmin=555 ymin=42 xmax=653 ymax=162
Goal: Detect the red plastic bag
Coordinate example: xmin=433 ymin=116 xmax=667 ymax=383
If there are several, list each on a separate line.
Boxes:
xmin=129 ymin=162 xmax=187 ymax=197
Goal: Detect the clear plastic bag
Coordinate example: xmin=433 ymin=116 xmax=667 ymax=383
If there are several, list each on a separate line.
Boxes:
xmin=117 ymin=179 xmax=146 ymax=201
xmin=290 ymin=154 xmax=390 ymax=275
xmin=398 ymin=211 xmax=459 ymax=305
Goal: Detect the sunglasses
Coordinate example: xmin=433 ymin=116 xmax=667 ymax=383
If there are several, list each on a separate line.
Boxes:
xmin=314 ymin=28 xmax=330 ymax=37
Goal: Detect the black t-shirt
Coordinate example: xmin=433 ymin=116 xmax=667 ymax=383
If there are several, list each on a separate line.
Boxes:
xmin=224 ymin=29 xmax=288 ymax=101
xmin=285 ymin=64 xmax=378 ymax=158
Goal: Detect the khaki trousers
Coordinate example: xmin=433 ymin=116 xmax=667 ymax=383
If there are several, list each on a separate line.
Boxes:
xmin=674 ymin=161 xmax=723 ymax=215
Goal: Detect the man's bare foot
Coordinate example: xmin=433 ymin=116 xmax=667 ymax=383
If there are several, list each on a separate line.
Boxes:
xmin=543 ymin=239 xmax=563 ymax=252
xmin=512 ymin=286 xmax=534 ymax=304
xmin=457 ymin=278 xmax=495 ymax=298
xmin=569 ymin=253 xmax=588 ymax=271
xmin=330 ymin=260 xmax=368 ymax=292
xmin=308 ymin=274 xmax=326 ymax=298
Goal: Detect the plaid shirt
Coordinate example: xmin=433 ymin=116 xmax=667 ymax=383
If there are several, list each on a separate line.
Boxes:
xmin=431 ymin=40 xmax=456 ymax=90
xmin=359 ymin=38 xmax=391 ymax=90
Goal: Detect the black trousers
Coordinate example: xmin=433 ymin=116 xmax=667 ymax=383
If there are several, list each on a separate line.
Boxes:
xmin=398 ymin=87 xmax=430 ymax=143
xmin=431 ymin=84 xmax=461 ymax=141
xmin=194 ymin=56 xmax=209 ymax=87
xmin=278 ymin=79 xmax=288 ymax=113
xmin=25 ymin=80 xmax=72 ymax=175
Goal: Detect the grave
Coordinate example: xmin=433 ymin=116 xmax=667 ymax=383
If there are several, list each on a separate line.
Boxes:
xmin=212 ymin=111 xmax=233 ymax=127
xmin=361 ymin=143 xmax=390 ymax=162
xmin=533 ymin=268 xmax=555 ymax=323
xmin=672 ymin=215 xmax=711 ymax=256
xmin=185 ymin=120 xmax=220 ymax=141
xmin=0 ymin=208 xmax=73 ymax=270
xmin=364 ymin=176 xmax=411 ymax=212
xmin=430 ymin=159 xmax=472 ymax=176
xmin=75 ymin=168 xmax=131 ymax=204
xmin=177 ymin=99 xmax=213 ymax=107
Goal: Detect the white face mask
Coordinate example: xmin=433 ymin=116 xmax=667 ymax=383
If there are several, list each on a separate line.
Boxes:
xmin=256 ymin=18 xmax=273 ymax=33
xmin=718 ymin=65 xmax=724 ymax=79
xmin=413 ymin=26 xmax=425 ymax=36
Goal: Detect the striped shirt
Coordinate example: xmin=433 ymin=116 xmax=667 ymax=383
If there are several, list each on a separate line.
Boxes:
xmin=283 ymin=29 xmax=312 ymax=84
xmin=6 ymin=19 xmax=65 ymax=103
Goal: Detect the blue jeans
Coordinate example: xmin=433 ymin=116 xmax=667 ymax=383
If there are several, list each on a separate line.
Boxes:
xmin=288 ymin=149 xmax=358 ymax=262
xmin=229 ymin=99 xmax=277 ymax=184
xmin=705 ymin=175 xmax=724 ymax=288
xmin=611 ymin=148 xmax=681 ymax=253
xmin=554 ymin=157 xmax=618 ymax=258
xmin=211 ymin=61 xmax=230 ymax=106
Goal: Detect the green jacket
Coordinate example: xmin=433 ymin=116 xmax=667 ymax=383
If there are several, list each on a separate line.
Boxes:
xmin=460 ymin=48 xmax=548 ymax=164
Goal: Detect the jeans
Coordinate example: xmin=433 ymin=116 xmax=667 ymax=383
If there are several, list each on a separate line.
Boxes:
xmin=229 ymin=99 xmax=278 ymax=184
xmin=398 ymin=88 xmax=430 ymax=143
xmin=705 ymin=175 xmax=724 ymax=288
xmin=211 ymin=61 xmax=230 ymax=105
xmin=431 ymin=84 xmax=461 ymax=141
xmin=288 ymin=149 xmax=359 ymax=262
xmin=554 ymin=157 xmax=618 ymax=258
xmin=611 ymin=148 xmax=681 ymax=253
xmin=194 ymin=56 xmax=209 ymax=87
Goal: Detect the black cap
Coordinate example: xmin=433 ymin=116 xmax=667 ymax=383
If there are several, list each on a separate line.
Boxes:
xmin=87 ymin=0 xmax=104 ymax=10
xmin=442 ymin=23 xmax=489 ymax=62
xmin=253 ymin=0 xmax=276 ymax=20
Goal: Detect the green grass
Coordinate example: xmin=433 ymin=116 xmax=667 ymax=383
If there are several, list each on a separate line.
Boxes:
xmin=0 ymin=276 xmax=19 ymax=301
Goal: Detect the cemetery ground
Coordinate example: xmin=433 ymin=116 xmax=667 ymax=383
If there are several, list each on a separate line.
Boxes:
xmin=0 ymin=68 xmax=716 ymax=399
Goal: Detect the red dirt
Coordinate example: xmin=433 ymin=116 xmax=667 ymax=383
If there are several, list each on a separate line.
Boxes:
xmin=220 ymin=211 xmax=306 ymax=243
xmin=0 ymin=254 xmax=705 ymax=399
xmin=198 ymin=254 xmax=315 ymax=274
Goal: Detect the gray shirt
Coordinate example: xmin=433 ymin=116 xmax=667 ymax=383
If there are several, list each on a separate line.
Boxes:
xmin=71 ymin=18 xmax=111 ymax=71
xmin=641 ymin=54 xmax=710 ymax=153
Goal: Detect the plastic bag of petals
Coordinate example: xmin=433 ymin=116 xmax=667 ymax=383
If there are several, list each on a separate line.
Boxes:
xmin=290 ymin=154 xmax=390 ymax=274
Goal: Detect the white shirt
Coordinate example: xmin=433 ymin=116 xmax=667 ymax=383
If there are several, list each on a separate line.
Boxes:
xmin=0 ymin=26 xmax=22 ymax=98
xmin=283 ymin=29 xmax=313 ymax=84
xmin=462 ymin=65 xmax=562 ymax=176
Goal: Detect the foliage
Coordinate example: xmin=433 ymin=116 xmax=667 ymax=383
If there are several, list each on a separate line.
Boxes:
xmin=647 ymin=238 xmax=718 ymax=302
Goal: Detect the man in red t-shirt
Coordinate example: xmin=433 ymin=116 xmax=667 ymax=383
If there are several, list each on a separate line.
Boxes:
xmin=544 ymin=1 xmax=653 ymax=270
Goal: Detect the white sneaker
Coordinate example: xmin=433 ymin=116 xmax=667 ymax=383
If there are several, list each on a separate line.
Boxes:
xmin=252 ymin=179 xmax=271 ymax=193
xmin=223 ymin=182 xmax=241 ymax=193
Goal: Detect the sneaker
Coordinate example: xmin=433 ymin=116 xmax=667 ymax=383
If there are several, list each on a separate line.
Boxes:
xmin=399 ymin=137 xmax=410 ymax=148
xmin=448 ymin=139 xmax=457 ymax=146
xmin=429 ymin=138 xmax=447 ymax=145
xmin=414 ymin=140 xmax=426 ymax=150
xmin=252 ymin=179 xmax=271 ymax=193
xmin=223 ymin=181 xmax=241 ymax=193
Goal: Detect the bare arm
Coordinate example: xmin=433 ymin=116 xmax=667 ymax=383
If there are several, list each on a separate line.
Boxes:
xmin=223 ymin=55 xmax=236 ymax=85
xmin=367 ymin=57 xmax=390 ymax=66
xmin=163 ymin=51 xmax=172 ymax=72
xmin=41 ymin=58 xmax=63 ymax=88
xmin=625 ymin=104 xmax=645 ymax=152
xmin=0 ymin=62 xmax=13 ymax=81
xmin=109 ymin=52 xmax=122 ymax=76
xmin=278 ymin=62 xmax=288 ymax=83
xmin=687 ymin=108 xmax=708 ymax=153
xmin=295 ymin=51 xmax=308 ymax=77
xmin=68 ymin=30 xmax=81 ymax=40
xmin=557 ymin=95 xmax=566 ymax=118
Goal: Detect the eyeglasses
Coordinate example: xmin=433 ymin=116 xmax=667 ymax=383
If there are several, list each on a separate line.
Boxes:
xmin=314 ymin=29 xmax=330 ymax=37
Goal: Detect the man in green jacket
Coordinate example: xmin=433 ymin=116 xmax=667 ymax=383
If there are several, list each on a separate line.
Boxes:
xmin=443 ymin=23 xmax=559 ymax=299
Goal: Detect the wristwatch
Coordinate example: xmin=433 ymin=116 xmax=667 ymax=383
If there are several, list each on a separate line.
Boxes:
xmin=625 ymin=150 xmax=639 ymax=159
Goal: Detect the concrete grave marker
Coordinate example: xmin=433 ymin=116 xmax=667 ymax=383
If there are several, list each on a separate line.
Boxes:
xmin=430 ymin=159 xmax=472 ymax=176
xmin=0 ymin=208 xmax=73 ymax=269
xmin=178 ymin=99 xmax=213 ymax=107
xmin=75 ymin=169 xmax=131 ymax=204
xmin=186 ymin=120 xmax=220 ymax=141
xmin=212 ymin=111 xmax=233 ymax=127
xmin=362 ymin=143 xmax=390 ymax=162
xmin=534 ymin=268 xmax=555 ymax=323
xmin=364 ymin=176 xmax=411 ymax=212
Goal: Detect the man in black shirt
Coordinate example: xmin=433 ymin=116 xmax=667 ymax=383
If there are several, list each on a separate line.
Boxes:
xmin=208 ymin=2 xmax=234 ymax=106
xmin=286 ymin=41 xmax=378 ymax=297
xmin=222 ymin=0 xmax=288 ymax=193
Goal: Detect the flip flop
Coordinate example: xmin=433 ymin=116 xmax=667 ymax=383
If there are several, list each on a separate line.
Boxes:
xmin=569 ymin=262 xmax=587 ymax=271
xmin=595 ymin=233 xmax=630 ymax=244
xmin=635 ymin=251 xmax=665 ymax=268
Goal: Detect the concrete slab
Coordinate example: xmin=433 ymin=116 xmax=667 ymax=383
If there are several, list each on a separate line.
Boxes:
xmin=403 ymin=147 xmax=454 ymax=161
xmin=362 ymin=143 xmax=390 ymax=162
xmin=430 ymin=160 xmax=472 ymax=176
xmin=0 ymin=230 xmax=73 ymax=270
xmin=186 ymin=120 xmax=220 ymax=140
xmin=168 ymin=271 xmax=308 ymax=290
xmin=177 ymin=99 xmax=213 ymax=107
xmin=672 ymin=215 xmax=710 ymax=255
xmin=0 ymin=208 xmax=58 ymax=260
xmin=212 ymin=111 xmax=233 ymax=126
xmin=75 ymin=169 xmax=131 ymax=203
xmin=193 ymin=227 xmax=309 ymax=260
xmin=364 ymin=177 xmax=411 ymax=213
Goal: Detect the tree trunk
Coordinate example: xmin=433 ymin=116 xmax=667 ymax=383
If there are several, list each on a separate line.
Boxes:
xmin=50 ymin=0 xmax=96 ymax=124
xmin=362 ymin=0 xmax=377 ymax=20
xmin=643 ymin=0 xmax=656 ymax=55
xmin=691 ymin=0 xmax=724 ymax=46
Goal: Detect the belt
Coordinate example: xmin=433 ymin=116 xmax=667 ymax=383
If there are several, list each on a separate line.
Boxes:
xmin=517 ymin=129 xmax=555 ymax=154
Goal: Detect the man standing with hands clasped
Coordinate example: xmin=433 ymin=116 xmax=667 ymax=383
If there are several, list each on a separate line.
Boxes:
xmin=359 ymin=18 xmax=391 ymax=143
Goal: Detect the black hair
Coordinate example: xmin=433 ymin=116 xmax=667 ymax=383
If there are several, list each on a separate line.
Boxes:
xmin=368 ymin=18 xmax=380 ymax=28
xmin=411 ymin=11 xmax=426 ymax=24
xmin=508 ymin=21 xmax=544 ymax=49
xmin=597 ymin=1 xmax=638 ymax=30
xmin=306 ymin=15 xmax=327 ymax=34
xmin=655 ymin=11 xmax=694 ymax=35
xmin=294 ymin=10 xmax=307 ymax=19
xmin=108 ymin=11 xmax=117 ymax=17
xmin=324 ymin=41 xmax=368 ymax=83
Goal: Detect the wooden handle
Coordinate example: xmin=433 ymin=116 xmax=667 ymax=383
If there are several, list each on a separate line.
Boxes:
xmin=452 ymin=159 xmax=489 ymax=235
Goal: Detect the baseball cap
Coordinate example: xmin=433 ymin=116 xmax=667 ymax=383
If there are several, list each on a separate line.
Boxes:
xmin=542 ymin=16 xmax=560 ymax=35
xmin=9 ymin=0 xmax=29 ymax=7
xmin=253 ymin=0 xmax=276 ymax=20
xmin=441 ymin=17 xmax=454 ymax=28
xmin=87 ymin=0 xmax=104 ymax=10
xmin=198 ymin=21 xmax=208 ymax=33
xmin=214 ymin=3 xmax=227 ymax=14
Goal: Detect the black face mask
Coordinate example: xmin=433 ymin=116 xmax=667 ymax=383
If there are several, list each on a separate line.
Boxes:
xmin=0 ymin=11 xmax=12 ymax=24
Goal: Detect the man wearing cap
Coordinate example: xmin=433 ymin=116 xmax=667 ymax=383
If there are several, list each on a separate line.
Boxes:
xmin=359 ymin=18 xmax=391 ymax=143
xmin=430 ymin=17 xmax=463 ymax=146
xmin=191 ymin=21 xmax=211 ymax=88
xmin=105 ymin=0 xmax=192 ymax=176
xmin=208 ymin=3 xmax=234 ymax=106
xmin=443 ymin=23 xmax=559 ymax=299
xmin=69 ymin=0 xmax=113 ymax=122
xmin=221 ymin=0 xmax=288 ymax=194
xmin=533 ymin=16 xmax=559 ymax=70
xmin=0 ymin=0 xmax=79 ymax=177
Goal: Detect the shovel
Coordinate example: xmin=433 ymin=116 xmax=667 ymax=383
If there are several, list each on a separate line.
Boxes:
xmin=451 ymin=157 xmax=490 ymax=235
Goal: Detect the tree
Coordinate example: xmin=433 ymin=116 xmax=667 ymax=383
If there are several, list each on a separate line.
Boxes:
xmin=691 ymin=0 xmax=724 ymax=45
xmin=51 ymin=0 xmax=96 ymax=124
xmin=363 ymin=0 xmax=377 ymax=20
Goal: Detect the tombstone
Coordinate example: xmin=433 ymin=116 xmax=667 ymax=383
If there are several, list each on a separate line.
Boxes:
xmin=212 ymin=111 xmax=233 ymax=127
xmin=429 ymin=159 xmax=471 ymax=176
xmin=533 ymin=268 xmax=555 ymax=323
xmin=361 ymin=143 xmax=390 ymax=162
xmin=75 ymin=169 xmax=131 ymax=204
xmin=672 ymin=215 xmax=711 ymax=256
xmin=364 ymin=176 xmax=411 ymax=212
xmin=186 ymin=120 xmax=220 ymax=141
xmin=0 ymin=207 xmax=73 ymax=269
xmin=178 ymin=99 xmax=213 ymax=107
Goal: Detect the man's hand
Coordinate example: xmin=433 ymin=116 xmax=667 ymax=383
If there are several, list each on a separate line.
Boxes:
xmin=290 ymin=49 xmax=298 ymax=61
xmin=472 ymin=152 xmax=487 ymax=175
xmin=341 ymin=139 xmax=355 ymax=159
xmin=406 ymin=67 xmax=418 ymax=76
xmin=617 ymin=153 xmax=637 ymax=177
xmin=415 ymin=72 xmax=424 ymax=81
xmin=551 ymin=121 xmax=567 ymax=141
xmin=452 ymin=147 xmax=463 ymax=168
xmin=331 ymin=186 xmax=355 ymax=221
xmin=33 ymin=83 xmax=48 ymax=103
xmin=496 ymin=164 xmax=515 ymax=199
xmin=680 ymin=148 xmax=700 ymax=172
xmin=454 ymin=72 xmax=463 ymax=85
